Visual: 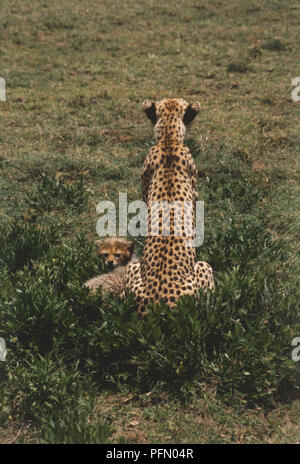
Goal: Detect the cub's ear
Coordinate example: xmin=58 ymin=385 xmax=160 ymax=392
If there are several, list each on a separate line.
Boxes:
xmin=142 ymin=100 xmax=157 ymax=124
xmin=125 ymin=240 xmax=135 ymax=256
xmin=95 ymin=240 xmax=103 ymax=251
xmin=183 ymin=102 xmax=201 ymax=125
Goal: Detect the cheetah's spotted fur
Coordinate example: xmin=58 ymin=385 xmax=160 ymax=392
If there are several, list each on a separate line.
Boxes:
xmin=123 ymin=98 xmax=214 ymax=312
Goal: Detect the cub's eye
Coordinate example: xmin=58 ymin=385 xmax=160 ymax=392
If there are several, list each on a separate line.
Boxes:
xmin=115 ymin=253 xmax=121 ymax=258
xmin=101 ymin=253 xmax=108 ymax=258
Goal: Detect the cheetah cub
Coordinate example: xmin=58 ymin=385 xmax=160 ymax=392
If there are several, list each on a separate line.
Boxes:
xmin=84 ymin=237 xmax=139 ymax=296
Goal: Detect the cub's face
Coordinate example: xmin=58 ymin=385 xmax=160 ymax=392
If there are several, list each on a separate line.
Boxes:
xmin=95 ymin=237 xmax=134 ymax=270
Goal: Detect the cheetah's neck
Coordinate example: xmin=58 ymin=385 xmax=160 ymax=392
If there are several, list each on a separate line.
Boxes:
xmin=154 ymin=117 xmax=185 ymax=146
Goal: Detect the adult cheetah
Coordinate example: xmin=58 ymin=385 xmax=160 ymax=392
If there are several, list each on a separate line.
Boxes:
xmin=123 ymin=98 xmax=214 ymax=312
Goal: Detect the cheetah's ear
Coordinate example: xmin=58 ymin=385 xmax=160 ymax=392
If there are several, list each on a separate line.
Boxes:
xmin=95 ymin=240 xmax=103 ymax=251
xmin=183 ymin=102 xmax=201 ymax=125
xmin=142 ymin=100 xmax=157 ymax=124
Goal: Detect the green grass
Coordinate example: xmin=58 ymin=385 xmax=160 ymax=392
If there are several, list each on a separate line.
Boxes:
xmin=0 ymin=0 xmax=299 ymax=444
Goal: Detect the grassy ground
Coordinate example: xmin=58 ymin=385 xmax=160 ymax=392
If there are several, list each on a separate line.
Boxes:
xmin=0 ymin=0 xmax=299 ymax=444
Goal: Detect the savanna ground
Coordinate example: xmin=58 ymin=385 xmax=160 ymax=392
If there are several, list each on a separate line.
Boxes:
xmin=0 ymin=0 xmax=299 ymax=444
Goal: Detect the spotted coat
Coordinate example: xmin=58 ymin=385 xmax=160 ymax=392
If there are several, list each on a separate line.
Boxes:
xmin=123 ymin=98 xmax=214 ymax=312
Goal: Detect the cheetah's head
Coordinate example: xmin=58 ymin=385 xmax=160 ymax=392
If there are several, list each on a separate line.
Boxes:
xmin=142 ymin=98 xmax=201 ymax=141
xmin=95 ymin=237 xmax=134 ymax=270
